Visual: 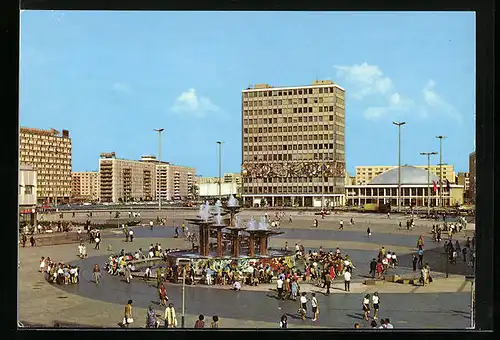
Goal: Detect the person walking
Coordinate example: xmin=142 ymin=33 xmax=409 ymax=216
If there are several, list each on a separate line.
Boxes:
xmin=299 ymin=292 xmax=308 ymax=320
xmin=210 ymin=316 xmax=219 ymax=328
xmin=350 ymin=217 xmax=354 ymax=225
xmin=164 ymin=303 xmax=177 ymax=328
xmin=344 ymin=269 xmax=351 ymax=292
xmin=123 ymin=300 xmax=134 ymax=328
xmin=362 ymin=294 xmax=371 ymax=321
xmin=376 ymin=260 xmax=383 ymax=279
xmin=311 ymin=293 xmax=319 ymax=322
xmin=158 ymin=283 xmax=168 ymax=306
xmin=367 ymin=227 xmax=371 ymax=238
xmin=30 ymin=235 xmax=36 ymax=247
xmin=129 ymin=229 xmax=134 ymax=242
xmin=412 ymin=254 xmax=418 ymax=271
xmin=324 ymin=272 xmax=331 ymax=295
xmin=372 ymin=292 xmax=380 ymax=320
xmin=417 ymin=248 xmax=424 ymax=267
xmin=339 ymin=219 xmax=344 ymax=230
xmin=369 ymin=258 xmax=377 ymax=278
xmin=146 ymin=306 xmax=157 ymax=328
xmin=94 ymin=234 xmax=101 ymax=250
xmin=279 ymin=314 xmax=288 ymax=328
xmin=314 ymin=219 xmax=319 ymax=228
xmin=194 ymin=315 xmax=205 ymax=328
xmin=289 ymin=215 xmax=293 ymax=223
xmin=150 ymin=220 xmax=154 ymax=230
xmin=291 ymin=278 xmax=298 ymax=301
xmin=276 ymin=276 xmax=284 ymax=300
xmin=93 ymin=264 xmax=101 ymax=284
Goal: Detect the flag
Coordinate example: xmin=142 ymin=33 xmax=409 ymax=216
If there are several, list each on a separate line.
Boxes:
xmin=433 ymin=180 xmax=437 ymax=192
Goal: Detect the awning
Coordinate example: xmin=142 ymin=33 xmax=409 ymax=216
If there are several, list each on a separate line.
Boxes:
xmin=19 ymin=209 xmax=35 ymax=214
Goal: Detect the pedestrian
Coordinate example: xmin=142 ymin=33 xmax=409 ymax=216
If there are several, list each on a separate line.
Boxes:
xmin=94 ymin=234 xmax=100 ymax=250
xmin=279 ymin=315 xmax=288 ymax=328
xmin=387 ymin=212 xmax=390 ymax=219
xmin=174 ymin=227 xmax=179 ymax=238
xmin=391 ymin=252 xmax=398 ymax=268
xmin=164 ymin=303 xmax=177 ymax=328
xmin=210 ymin=316 xmax=219 ymax=328
xmin=194 ymin=315 xmax=205 ymax=328
xmin=314 ymin=219 xmax=319 ymax=228
xmin=417 ymin=248 xmax=424 ymax=267
xmin=311 ymin=292 xmax=319 ymax=321
xmin=150 ymin=220 xmax=154 ymax=230
xmin=289 ymin=215 xmax=293 ymax=223
xmin=93 ymin=264 xmax=101 ymax=284
xmin=370 ymin=320 xmax=378 ymax=328
xmin=369 ymin=258 xmax=377 ymax=278
xmin=299 ymin=292 xmax=308 ymax=320
xmin=417 ymin=235 xmax=424 ymax=249
xmin=291 ymin=278 xmax=298 ymax=300
xmin=399 ymin=221 xmax=402 ymax=229
xmin=462 ymin=246 xmax=467 ymax=262
xmin=339 ymin=219 xmax=344 ymax=230
xmin=378 ymin=319 xmax=387 ymax=329
xmin=376 ymin=261 xmax=383 ymax=279
xmin=362 ymin=294 xmax=371 ymax=321
xmin=350 ymin=217 xmax=354 ymax=225
xmin=129 ymin=229 xmax=134 ymax=242
xmin=385 ymin=318 xmax=394 ymax=329
xmin=324 ymin=272 xmax=331 ymax=295
xmin=344 ymin=269 xmax=351 ymax=292
xmin=372 ymin=292 xmax=380 ymax=320
xmin=276 ymin=276 xmax=284 ymax=300
xmin=123 ymin=300 xmax=134 ymax=328
xmin=146 ymin=306 xmax=157 ymax=328
xmin=30 ymin=236 xmax=36 ymax=247
xmin=367 ymin=227 xmax=371 ymax=238
xmin=354 ymin=323 xmax=361 ymax=329
xmin=412 ymin=254 xmax=418 ymax=271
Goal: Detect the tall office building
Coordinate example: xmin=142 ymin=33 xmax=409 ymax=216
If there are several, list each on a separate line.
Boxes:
xmin=469 ymin=151 xmax=476 ymax=203
xmin=99 ymin=153 xmax=195 ymax=203
xmin=355 ymin=165 xmax=456 ymax=185
xmin=19 ymin=127 xmax=72 ymax=204
xmin=241 ymin=80 xmax=346 ymax=208
xmin=71 ymin=171 xmax=100 ymax=202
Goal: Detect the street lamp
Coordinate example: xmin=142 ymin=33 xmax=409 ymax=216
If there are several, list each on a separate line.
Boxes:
xmin=216 ymin=141 xmax=224 ymax=201
xmin=465 ymin=275 xmax=475 ymax=329
xmin=420 ymin=152 xmax=438 ymax=216
xmin=178 ymin=259 xmax=190 ymax=328
xmin=154 ymin=128 xmax=164 ymax=210
xmin=393 ymin=122 xmax=406 ymax=212
xmin=436 ymin=136 xmax=447 ymax=208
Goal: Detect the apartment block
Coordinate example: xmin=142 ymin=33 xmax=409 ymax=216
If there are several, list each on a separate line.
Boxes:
xmin=355 ymin=165 xmax=456 ymax=186
xmin=241 ymin=80 xmax=346 ymax=208
xmin=19 ymin=127 xmax=72 ymax=204
xmin=199 ymin=172 xmax=242 ymax=185
xmin=72 ymin=171 xmax=100 ymax=202
xmin=99 ymin=153 xmax=195 ymax=203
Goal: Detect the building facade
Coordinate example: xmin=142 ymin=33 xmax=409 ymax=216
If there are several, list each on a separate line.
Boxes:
xmin=456 ymin=172 xmax=470 ymax=202
xmin=355 ymin=165 xmax=456 ymax=185
xmin=99 ymin=153 xmax=195 ymax=203
xmin=346 ymin=166 xmax=464 ymax=208
xmin=199 ymin=182 xmax=239 ymax=198
xmin=469 ymin=151 xmax=476 ymax=203
xmin=71 ymin=172 xmax=100 ymax=202
xmin=241 ymin=80 xmax=346 ymax=208
xmin=19 ymin=165 xmax=38 ymax=226
xmin=19 ymin=127 xmax=72 ymax=203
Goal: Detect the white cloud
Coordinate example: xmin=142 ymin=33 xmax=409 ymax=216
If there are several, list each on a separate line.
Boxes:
xmin=334 ymin=62 xmax=394 ymax=99
xmin=422 ymin=79 xmax=462 ymax=123
xmin=171 ymin=88 xmax=221 ymax=118
xmin=112 ymin=82 xmax=132 ymax=94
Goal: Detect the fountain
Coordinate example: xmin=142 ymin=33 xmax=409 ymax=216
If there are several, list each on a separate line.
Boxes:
xmin=167 ymin=197 xmax=293 ymax=270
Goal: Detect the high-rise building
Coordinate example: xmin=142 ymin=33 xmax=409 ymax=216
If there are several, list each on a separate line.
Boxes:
xmin=99 ymin=153 xmax=195 ymax=203
xmin=241 ymin=80 xmax=346 ymax=208
xmin=469 ymin=151 xmax=476 ymax=202
xmin=355 ymin=165 xmax=456 ymax=186
xmin=456 ymin=172 xmax=470 ymax=202
xmin=71 ymin=172 xmax=100 ymax=202
xmin=19 ymin=165 xmax=38 ymax=226
xmin=19 ymin=127 xmax=72 ymax=204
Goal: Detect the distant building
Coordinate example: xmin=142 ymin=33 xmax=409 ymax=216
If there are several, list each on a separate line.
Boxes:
xmin=72 ymin=172 xmax=100 ymax=202
xmin=355 ymin=165 xmax=456 ymax=186
xmin=19 ymin=165 xmax=37 ymax=226
xmin=98 ymin=153 xmax=195 ymax=203
xmin=19 ymin=127 xmax=72 ymax=203
xmin=469 ymin=152 xmax=476 ymax=203
xmin=456 ymin=172 xmax=470 ymax=202
xmin=346 ymin=166 xmax=464 ymax=207
xmin=199 ymin=182 xmax=239 ymax=198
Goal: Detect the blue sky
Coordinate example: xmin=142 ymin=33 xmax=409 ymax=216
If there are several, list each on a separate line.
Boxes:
xmin=20 ymin=11 xmax=475 ymax=177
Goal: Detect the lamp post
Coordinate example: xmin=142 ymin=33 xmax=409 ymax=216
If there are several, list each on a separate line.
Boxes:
xmin=178 ymin=259 xmax=190 ymax=328
xmin=154 ymin=128 xmax=164 ymax=210
xmin=420 ymin=152 xmax=438 ymax=216
xmin=393 ymin=122 xmax=406 ymax=212
xmin=216 ymin=141 xmax=224 ymax=201
xmin=436 ymin=136 xmax=446 ymax=208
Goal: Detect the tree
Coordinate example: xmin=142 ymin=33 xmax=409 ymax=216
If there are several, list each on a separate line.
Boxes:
xmin=189 ymin=184 xmax=199 ymax=200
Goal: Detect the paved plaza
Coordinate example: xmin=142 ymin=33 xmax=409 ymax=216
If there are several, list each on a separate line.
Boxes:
xmin=18 ymin=210 xmax=474 ymax=329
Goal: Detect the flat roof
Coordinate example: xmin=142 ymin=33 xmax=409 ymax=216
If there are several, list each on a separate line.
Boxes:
xmin=242 ymin=83 xmax=345 ymax=92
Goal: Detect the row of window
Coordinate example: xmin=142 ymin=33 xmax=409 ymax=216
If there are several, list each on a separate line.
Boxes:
xmin=244 ymin=186 xmax=343 ymax=194
xmin=245 ymin=115 xmax=337 ymax=126
xmin=244 ymin=153 xmax=344 ymax=162
xmin=244 ymin=96 xmax=339 ymax=106
xmin=245 ymin=133 xmax=343 ymax=144
xmin=244 ymin=125 xmax=344 ymax=136
xmin=243 ymin=87 xmax=342 ymax=98
xmin=243 ymin=105 xmax=345 ymax=116
xmin=245 ymin=143 xmax=340 ymax=151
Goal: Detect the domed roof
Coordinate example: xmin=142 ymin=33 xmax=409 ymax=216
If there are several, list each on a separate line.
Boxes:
xmin=368 ymin=166 xmax=440 ymax=185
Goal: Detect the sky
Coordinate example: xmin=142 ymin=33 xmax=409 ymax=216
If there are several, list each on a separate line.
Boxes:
xmin=20 ymin=11 xmax=475 ymax=177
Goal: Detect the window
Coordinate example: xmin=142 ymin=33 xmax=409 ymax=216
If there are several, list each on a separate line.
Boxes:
xmin=319 ymin=107 xmax=323 ymax=112
xmin=309 ymin=107 xmax=313 ymax=113
xmin=319 ymin=88 xmax=323 ymax=94
xmin=293 ymin=89 xmax=297 ymax=95
xmin=329 ymin=115 xmax=334 ymax=121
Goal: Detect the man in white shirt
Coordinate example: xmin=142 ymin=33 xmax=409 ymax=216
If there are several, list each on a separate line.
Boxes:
xmin=232 ymin=280 xmax=241 ymax=291
xmin=276 ymin=277 xmax=284 ymax=300
xmin=344 ymin=270 xmax=351 ymax=292
xmin=77 ymin=228 xmax=82 ymax=241
xmin=384 ymin=318 xmax=394 ymax=329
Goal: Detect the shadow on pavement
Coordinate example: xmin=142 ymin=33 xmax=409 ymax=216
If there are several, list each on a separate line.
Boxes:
xmin=345 ymin=313 xmax=365 ymax=320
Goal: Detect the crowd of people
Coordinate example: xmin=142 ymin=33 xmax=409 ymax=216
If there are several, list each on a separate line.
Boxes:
xmin=39 ymin=256 xmax=80 ymax=285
